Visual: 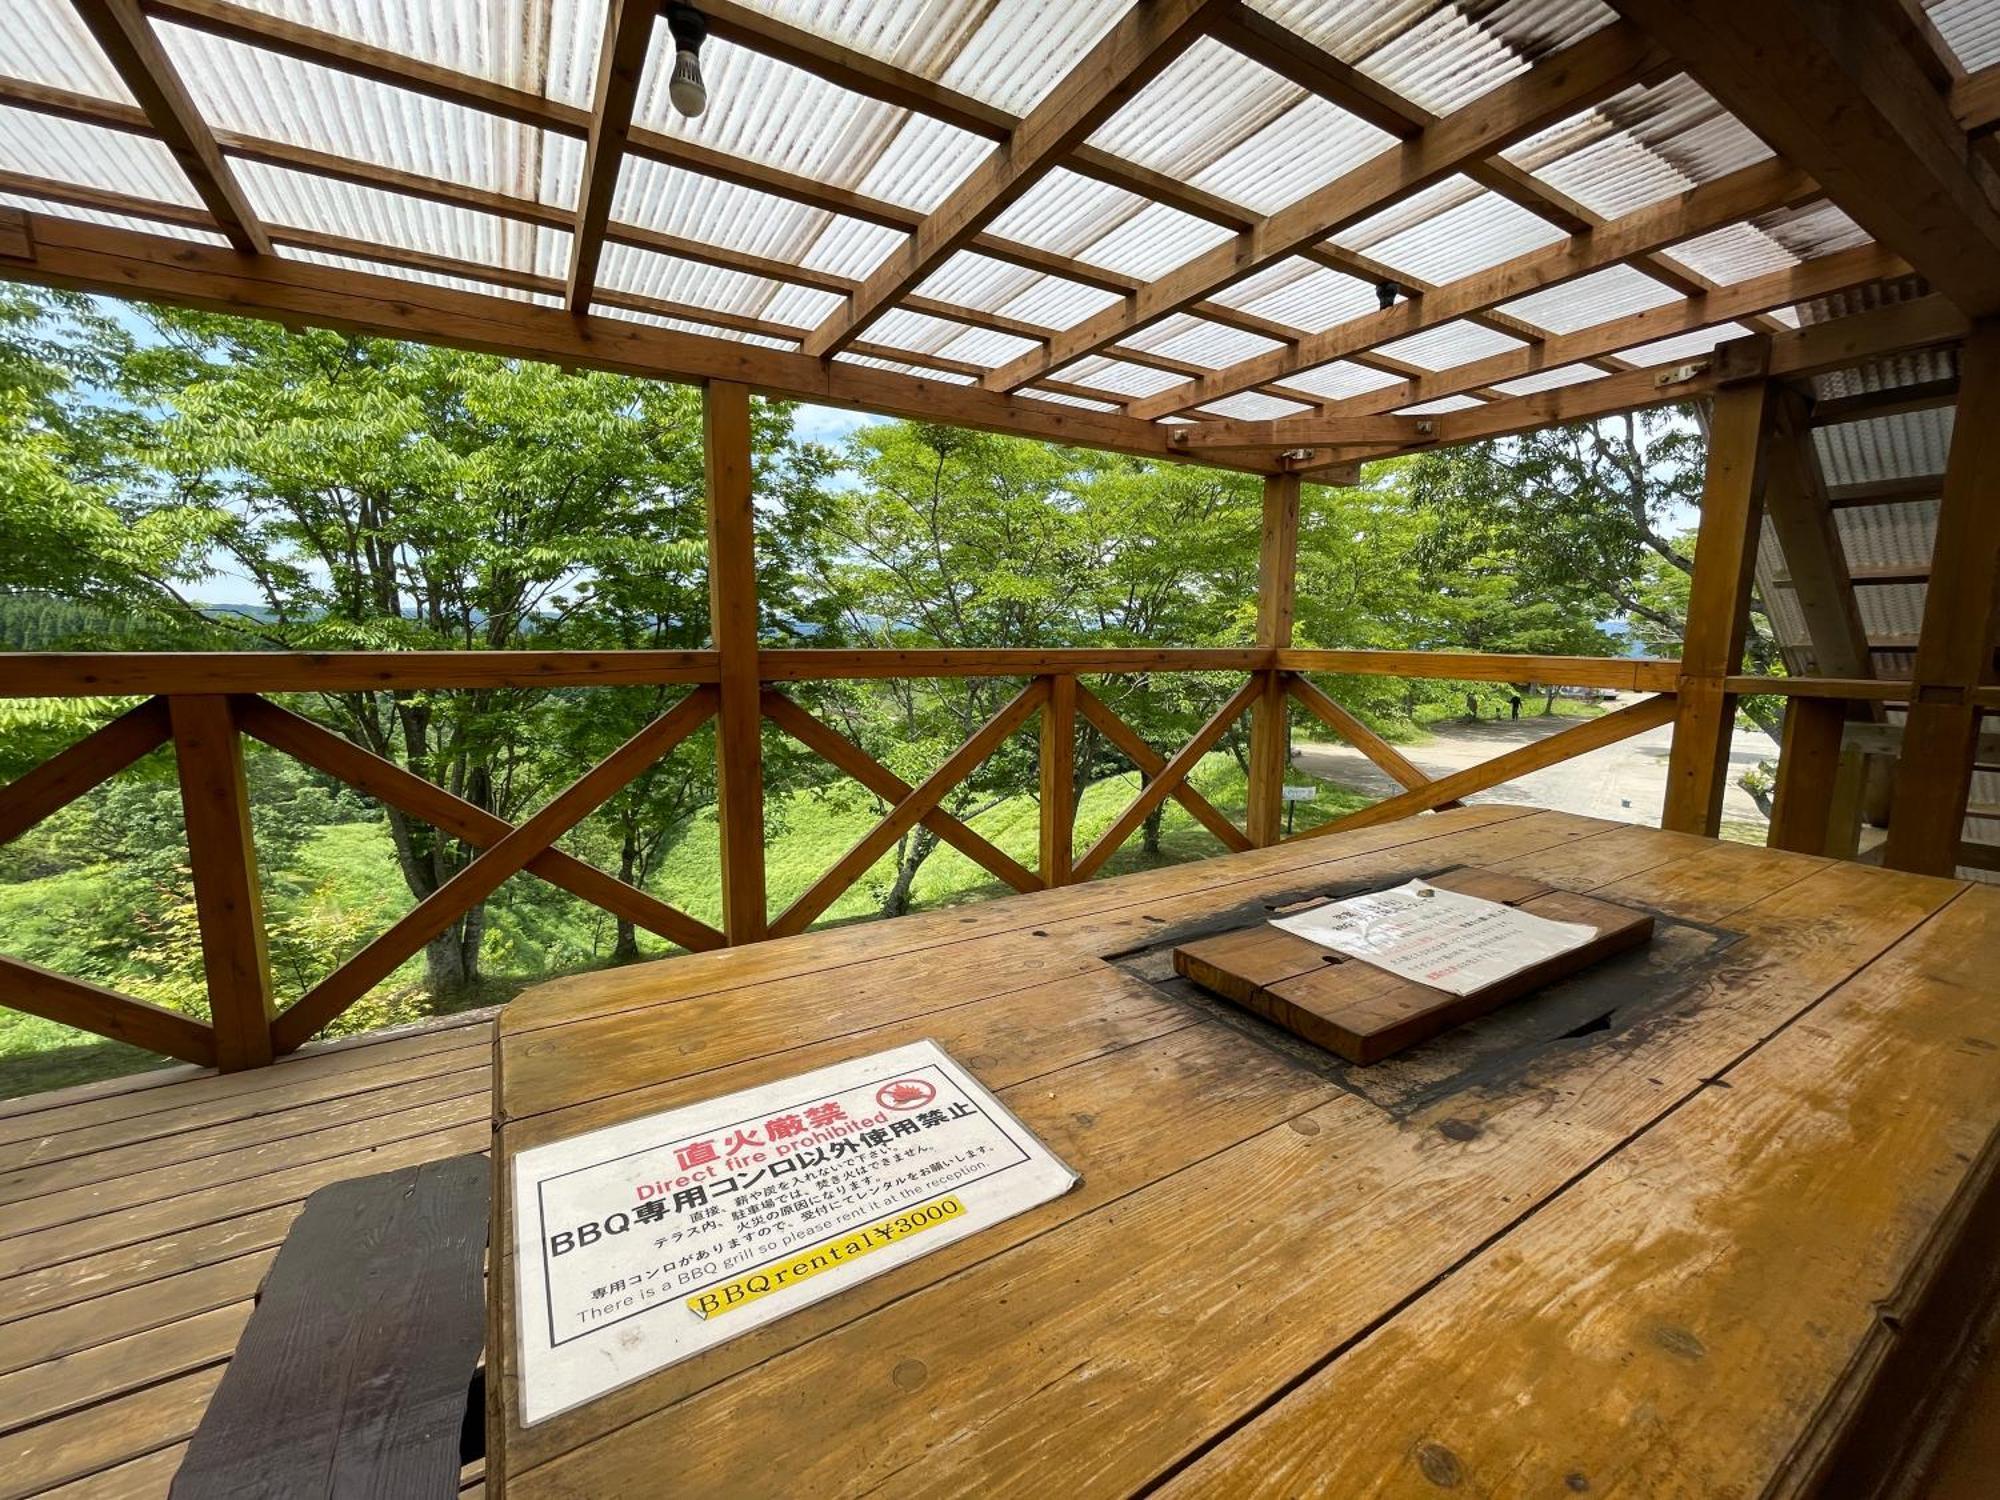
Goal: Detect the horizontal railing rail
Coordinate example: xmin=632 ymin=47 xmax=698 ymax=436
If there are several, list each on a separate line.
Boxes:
xmin=0 ymin=646 xmax=1686 ymax=1072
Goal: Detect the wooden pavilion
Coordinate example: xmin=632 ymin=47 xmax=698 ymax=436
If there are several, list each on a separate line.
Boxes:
xmin=2 ymin=1 xmax=2000 ymax=1495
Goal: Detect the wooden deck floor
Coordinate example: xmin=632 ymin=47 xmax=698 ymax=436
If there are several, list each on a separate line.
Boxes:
xmin=0 ymin=1011 xmax=494 ymax=1499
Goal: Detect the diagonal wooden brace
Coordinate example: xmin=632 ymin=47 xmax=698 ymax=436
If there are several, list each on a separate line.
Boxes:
xmin=771 ymin=679 xmax=1050 ymax=939
xmin=1073 ymin=684 xmax=1252 ymax=855
xmin=271 ymin=686 xmax=719 ymax=1052
xmin=1073 ymin=675 xmax=1262 ymax=881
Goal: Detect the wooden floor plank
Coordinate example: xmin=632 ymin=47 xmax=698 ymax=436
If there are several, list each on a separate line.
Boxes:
xmin=37 ymin=1441 xmax=186 ymax=1499
xmin=0 ymin=1121 xmax=490 ymax=1290
xmin=0 ymin=1366 xmax=221 ymax=1500
xmin=503 ymin=857 xmax=1960 ymax=1496
xmin=0 ymin=1034 xmax=490 ymax=1176
xmin=0 ymin=1022 xmax=491 ymax=1154
xmin=1154 ymin=886 xmax=2000 ymax=1497
xmin=0 ymin=1250 xmax=274 ymax=1374
xmin=0 ymin=1062 xmax=490 ymax=1208
xmin=0 ymin=1093 xmax=491 ymax=1244
xmin=0 ymin=1302 xmax=247 ymax=1437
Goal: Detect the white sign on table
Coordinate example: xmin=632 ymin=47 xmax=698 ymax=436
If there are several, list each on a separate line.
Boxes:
xmin=509 ymin=1039 xmax=1077 ymax=1425
xmin=1269 ymin=877 xmax=1595 ymax=997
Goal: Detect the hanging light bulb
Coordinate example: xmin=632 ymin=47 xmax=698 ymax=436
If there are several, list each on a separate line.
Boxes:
xmin=666 ymin=4 xmax=708 ymax=118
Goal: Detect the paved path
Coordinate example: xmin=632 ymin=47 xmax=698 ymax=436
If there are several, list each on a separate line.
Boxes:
xmin=1293 ymin=693 xmax=1778 ymax=828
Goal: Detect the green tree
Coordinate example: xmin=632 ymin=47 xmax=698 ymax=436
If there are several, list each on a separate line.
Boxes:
xmin=112 ymin=309 xmax=835 ymax=997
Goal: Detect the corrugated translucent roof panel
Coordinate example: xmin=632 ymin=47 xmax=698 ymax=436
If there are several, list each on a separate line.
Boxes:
xmin=1855 ymin=583 xmax=1927 ymax=640
xmin=1838 ymin=500 xmax=1937 ymax=571
xmin=1668 ymin=203 xmax=1873 ymax=286
xmin=610 ymin=156 xmax=816 ymax=259
xmin=1814 ymin=406 xmax=1953 ymax=487
xmin=597 ymin=300 xmax=797 ymax=349
xmin=1198 ymin=390 xmax=1312 ymax=420
xmin=933 ymin=324 xmax=1040 ymax=367
xmin=1505 ymin=75 xmax=1772 ymax=219
xmin=0 ymin=106 xmax=200 ymax=205
xmin=865 ymin=307 xmax=989 ymax=357
xmin=1087 ymin=37 xmax=1300 ymax=182
xmin=280 ymin=243 xmax=555 ymax=304
xmin=236 ymin=158 xmax=564 ymax=270
xmin=1330 ymin=0 xmax=1619 ymax=117
xmin=159 ymin=22 xmax=582 ymax=207
xmin=1616 ymin=322 xmax=1754 ymax=365
xmin=988 ymin=172 xmax=1229 ymax=279
xmin=1374 ymin=319 xmax=1526 ymax=370
xmin=1397 ymin=393 xmax=1486 ymax=415
xmin=1122 ymin=313 xmax=1283 ymax=369
xmin=8 ymin=0 xmax=134 ymax=100
xmin=219 ymin=0 xmax=607 ymax=111
xmin=1338 ymin=182 xmax=1565 ymax=284
xmin=634 ymin=35 xmax=990 ymax=214
xmin=1211 ymin=259 xmax=1378 ymax=334
xmin=1052 ymin=356 xmax=1183 ymax=398
xmin=0 ymin=190 xmax=230 ymax=246
xmin=596 ymin=241 xmax=839 ymax=327
xmin=1022 ymin=387 xmax=1121 ymax=412
xmin=835 ymin=350 xmax=975 ymax=383
xmin=1497 ymin=264 xmax=1680 ymax=334
xmin=1489 ymin=362 xmax=1603 ymax=396
xmin=719 ymin=0 xmax=986 ymax=90
xmin=1811 ymin=348 xmax=1958 ymax=402
xmin=1282 ymin=360 xmax=1405 ymax=400
xmin=937 ymin=0 xmax=1136 ymax=114
xmin=1931 ymin=0 xmax=2000 ymax=70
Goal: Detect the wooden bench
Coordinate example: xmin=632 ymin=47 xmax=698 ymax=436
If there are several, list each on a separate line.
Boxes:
xmin=172 ymin=1153 xmax=489 ymax=1498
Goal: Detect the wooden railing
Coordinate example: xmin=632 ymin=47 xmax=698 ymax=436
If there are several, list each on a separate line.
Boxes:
xmin=0 ymin=647 xmax=1683 ymax=1070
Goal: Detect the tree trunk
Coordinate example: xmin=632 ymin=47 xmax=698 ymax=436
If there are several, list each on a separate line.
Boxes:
xmin=423 ymin=916 xmax=482 ymax=997
xmin=882 ymin=825 xmax=939 ymax=918
xmin=613 ymin=824 xmax=642 ymax=963
xmin=1142 ymin=798 xmax=1165 ymax=856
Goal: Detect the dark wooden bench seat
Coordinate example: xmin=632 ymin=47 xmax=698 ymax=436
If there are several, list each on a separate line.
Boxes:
xmin=171 ymin=1153 xmax=489 ymax=1498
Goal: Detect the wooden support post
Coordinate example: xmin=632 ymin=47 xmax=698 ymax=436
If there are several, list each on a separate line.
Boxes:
xmin=705 ymin=381 xmax=766 ymax=942
xmin=1246 ymin=472 xmax=1300 ymax=846
xmin=1886 ymin=321 xmax=2000 ymax=874
xmin=1664 ymin=379 xmax=1773 ymax=834
xmin=1767 ymin=697 xmax=1846 ymax=854
xmin=169 ymin=694 xmax=274 ymax=1070
xmin=1039 ymin=674 xmax=1076 ymax=886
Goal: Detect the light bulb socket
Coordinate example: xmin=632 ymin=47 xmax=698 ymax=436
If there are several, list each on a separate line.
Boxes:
xmin=666 ymin=3 xmax=707 ymax=53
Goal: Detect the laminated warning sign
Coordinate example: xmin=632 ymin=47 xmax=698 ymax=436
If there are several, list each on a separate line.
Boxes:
xmin=509 ymin=1039 xmax=1078 ymax=1424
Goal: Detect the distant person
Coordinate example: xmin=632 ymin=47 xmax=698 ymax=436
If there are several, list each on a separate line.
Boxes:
xmin=1510 ymin=694 xmax=1522 ymax=720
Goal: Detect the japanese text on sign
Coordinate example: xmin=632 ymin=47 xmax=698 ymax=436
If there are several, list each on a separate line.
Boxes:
xmin=509 ymin=1039 xmax=1077 ymax=1425
xmin=1270 ymin=878 xmax=1594 ymax=996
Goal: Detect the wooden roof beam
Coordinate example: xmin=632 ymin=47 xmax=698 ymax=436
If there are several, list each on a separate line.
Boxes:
xmin=567 ymin=0 xmax=656 ymax=312
xmin=70 ymin=0 xmax=269 ymax=254
xmin=3 ymin=209 xmax=1303 ymax=471
xmin=1242 ymin=242 xmax=1909 ymax=425
xmin=799 ymin=0 xmax=1234 ymax=360
xmin=1171 ymin=293 xmax=1966 ymax=455
xmin=1608 ymin=0 xmax=2000 ymax=317
xmin=1127 ymin=157 xmax=1816 ymax=419
xmin=984 ymin=21 xmax=1661 ymax=393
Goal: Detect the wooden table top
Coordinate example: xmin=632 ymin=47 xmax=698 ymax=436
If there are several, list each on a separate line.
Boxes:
xmin=488 ymin=805 xmax=2000 ymax=1498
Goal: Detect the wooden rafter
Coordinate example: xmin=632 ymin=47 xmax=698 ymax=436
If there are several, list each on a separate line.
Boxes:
xmin=568 ymin=0 xmax=657 ymax=312
xmin=1128 ymin=158 xmax=1818 ymax=420
xmin=985 ymin=22 xmax=1661 ymax=393
xmin=69 ymin=0 xmax=270 ymax=254
xmin=1608 ymin=0 xmax=2000 ymax=317
xmin=1173 ymin=293 xmax=1967 ymax=457
xmin=799 ymin=0 xmax=1234 ymax=360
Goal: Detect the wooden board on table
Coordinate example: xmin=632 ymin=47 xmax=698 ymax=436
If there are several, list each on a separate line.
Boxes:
xmin=1174 ymin=866 xmax=1653 ymax=1063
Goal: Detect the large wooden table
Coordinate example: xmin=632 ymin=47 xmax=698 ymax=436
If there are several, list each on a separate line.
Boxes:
xmin=488 ymin=806 xmax=2000 ymax=1497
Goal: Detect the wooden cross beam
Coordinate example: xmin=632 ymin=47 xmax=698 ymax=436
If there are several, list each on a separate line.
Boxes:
xmin=1128 ymin=158 xmax=1818 ymax=420
xmin=1607 ymin=0 xmax=2000 ymax=318
xmin=70 ymin=0 xmax=270 ymax=253
xmin=568 ymin=0 xmax=657 ymax=311
xmin=799 ymin=0 xmax=1234 ymax=360
xmin=1073 ymin=685 xmax=1253 ymax=855
xmin=985 ymin=22 xmax=1661 ymax=393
